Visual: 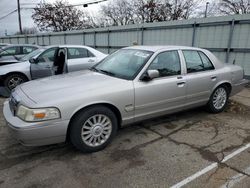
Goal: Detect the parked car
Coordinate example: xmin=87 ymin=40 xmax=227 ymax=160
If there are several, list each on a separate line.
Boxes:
xmin=3 ymin=46 xmax=248 ymax=152
xmin=0 ymin=45 xmax=107 ymax=91
xmin=0 ymin=43 xmax=10 ymax=48
xmin=0 ymin=44 xmax=39 ymax=63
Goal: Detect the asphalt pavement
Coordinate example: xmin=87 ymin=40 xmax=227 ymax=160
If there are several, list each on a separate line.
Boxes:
xmin=0 ymin=89 xmax=249 ymax=188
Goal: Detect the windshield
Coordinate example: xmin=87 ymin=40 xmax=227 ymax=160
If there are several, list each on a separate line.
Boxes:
xmin=93 ymin=49 xmax=153 ymax=80
xmin=20 ymin=48 xmax=45 ymax=61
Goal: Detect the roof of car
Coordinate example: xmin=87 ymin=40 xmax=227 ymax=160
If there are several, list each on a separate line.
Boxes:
xmin=43 ymin=45 xmax=92 ymax=48
xmin=124 ymin=45 xmax=204 ymax=52
xmin=3 ymin=44 xmax=40 ymax=48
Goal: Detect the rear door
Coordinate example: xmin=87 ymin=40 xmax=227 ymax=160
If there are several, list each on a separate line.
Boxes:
xmin=67 ymin=47 xmax=97 ymax=72
xmin=21 ymin=46 xmax=37 ymax=57
xmin=181 ymin=50 xmax=218 ymax=105
xmin=30 ymin=47 xmax=58 ymax=79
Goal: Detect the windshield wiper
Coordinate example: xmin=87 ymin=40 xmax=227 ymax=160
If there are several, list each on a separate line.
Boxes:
xmin=90 ymin=67 xmax=116 ymax=76
xmin=99 ymin=69 xmax=116 ymax=76
xmin=89 ymin=67 xmax=98 ymax=72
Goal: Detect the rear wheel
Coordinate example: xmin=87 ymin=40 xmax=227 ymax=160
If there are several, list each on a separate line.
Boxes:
xmin=207 ymin=85 xmax=229 ymax=113
xmin=69 ymin=106 xmax=118 ymax=153
xmin=4 ymin=73 xmax=28 ymax=91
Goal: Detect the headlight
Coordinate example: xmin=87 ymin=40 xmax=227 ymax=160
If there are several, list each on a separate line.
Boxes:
xmin=16 ymin=105 xmax=61 ymax=122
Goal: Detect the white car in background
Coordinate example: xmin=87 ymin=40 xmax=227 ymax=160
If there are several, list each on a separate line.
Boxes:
xmin=0 ymin=45 xmax=107 ymax=91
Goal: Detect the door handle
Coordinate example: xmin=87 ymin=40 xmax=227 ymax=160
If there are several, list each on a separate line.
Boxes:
xmin=177 ymin=81 xmax=186 ymax=87
xmin=211 ymin=76 xmax=217 ymax=81
xmin=45 ymin=65 xmax=51 ymax=69
xmin=88 ymin=59 xmax=95 ymax=63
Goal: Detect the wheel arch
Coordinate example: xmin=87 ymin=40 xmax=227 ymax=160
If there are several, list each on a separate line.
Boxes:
xmin=3 ymin=71 xmax=30 ymax=81
xmin=66 ymin=102 xmax=122 ymax=141
xmin=212 ymin=81 xmax=232 ymax=95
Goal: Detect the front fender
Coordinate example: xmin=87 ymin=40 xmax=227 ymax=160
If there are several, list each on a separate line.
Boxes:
xmin=0 ymin=62 xmax=31 ymax=80
xmin=69 ymin=100 xmax=122 ymax=120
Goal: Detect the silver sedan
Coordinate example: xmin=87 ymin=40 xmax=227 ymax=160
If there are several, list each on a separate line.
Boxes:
xmin=0 ymin=45 xmax=107 ymax=91
xmin=3 ymin=46 xmax=248 ymax=152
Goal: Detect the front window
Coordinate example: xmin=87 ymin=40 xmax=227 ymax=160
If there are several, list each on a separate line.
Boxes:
xmin=20 ymin=48 xmax=45 ymax=61
xmin=36 ymin=48 xmax=57 ymax=63
xmin=93 ymin=49 xmax=153 ymax=80
xmin=148 ymin=50 xmax=181 ymax=77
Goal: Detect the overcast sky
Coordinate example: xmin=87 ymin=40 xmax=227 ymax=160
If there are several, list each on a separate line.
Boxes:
xmin=0 ymin=0 xmax=102 ymax=36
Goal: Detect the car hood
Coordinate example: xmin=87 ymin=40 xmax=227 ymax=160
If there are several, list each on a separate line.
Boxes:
xmin=0 ymin=61 xmax=29 ymax=75
xmin=0 ymin=59 xmax=20 ymax=66
xmin=20 ymin=70 xmax=128 ymax=104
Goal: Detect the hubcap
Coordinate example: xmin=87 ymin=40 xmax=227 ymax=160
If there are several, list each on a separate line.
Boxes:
xmin=213 ymin=87 xmax=227 ymax=110
xmin=8 ymin=77 xmax=23 ymax=90
xmin=81 ymin=114 xmax=112 ymax=147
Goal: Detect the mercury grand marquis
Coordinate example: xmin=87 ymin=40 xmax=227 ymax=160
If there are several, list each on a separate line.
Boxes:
xmin=3 ymin=46 xmax=248 ymax=152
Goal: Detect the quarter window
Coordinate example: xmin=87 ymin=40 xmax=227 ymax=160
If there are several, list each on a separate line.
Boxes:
xmin=183 ymin=50 xmax=214 ymax=73
xmin=67 ymin=48 xmax=94 ymax=59
xmin=198 ymin=51 xmax=214 ymax=70
xmin=148 ymin=50 xmax=181 ymax=77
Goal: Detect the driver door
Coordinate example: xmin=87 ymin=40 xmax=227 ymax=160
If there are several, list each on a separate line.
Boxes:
xmin=134 ymin=50 xmax=186 ymax=121
xmin=30 ymin=47 xmax=58 ymax=79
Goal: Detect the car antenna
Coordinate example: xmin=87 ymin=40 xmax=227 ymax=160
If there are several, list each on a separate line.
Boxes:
xmin=0 ymin=47 xmax=19 ymax=61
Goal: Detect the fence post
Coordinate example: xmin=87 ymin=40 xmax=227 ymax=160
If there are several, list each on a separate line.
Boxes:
xmin=64 ymin=33 xmax=67 ymax=44
xmin=192 ymin=21 xmax=197 ymax=47
xmin=36 ymin=35 xmax=39 ymax=45
xmin=94 ymin=31 xmax=96 ymax=48
xmin=107 ymin=29 xmax=110 ymax=54
xmin=226 ymin=19 xmax=235 ymax=63
xmin=17 ymin=37 xmax=19 ymax=44
xmin=42 ymin=35 xmax=45 ymax=46
xmin=141 ymin=26 xmax=144 ymax=45
xmin=25 ymin=35 xmax=28 ymax=44
xmin=82 ymin=31 xmax=85 ymax=45
xmin=48 ymin=35 xmax=51 ymax=45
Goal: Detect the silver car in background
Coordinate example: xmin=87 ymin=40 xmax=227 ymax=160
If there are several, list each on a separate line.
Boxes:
xmin=0 ymin=45 xmax=107 ymax=91
xmin=0 ymin=44 xmax=39 ymax=63
xmin=3 ymin=46 xmax=248 ymax=152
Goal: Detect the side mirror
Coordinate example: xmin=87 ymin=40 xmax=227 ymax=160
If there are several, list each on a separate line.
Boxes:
xmin=29 ymin=58 xmax=37 ymax=64
xmin=140 ymin=70 xmax=159 ymax=81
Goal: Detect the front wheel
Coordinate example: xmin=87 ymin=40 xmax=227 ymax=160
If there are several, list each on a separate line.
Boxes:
xmin=4 ymin=73 xmax=28 ymax=91
xmin=207 ymin=85 xmax=229 ymax=113
xmin=69 ymin=106 xmax=118 ymax=153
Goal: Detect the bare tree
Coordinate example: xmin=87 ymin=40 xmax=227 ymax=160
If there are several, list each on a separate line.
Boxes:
xmin=32 ymin=0 xmax=92 ymax=32
xmin=101 ymin=0 xmax=200 ymax=26
xmin=167 ymin=0 xmax=200 ymax=20
xmin=133 ymin=0 xmax=171 ymax=23
xmin=100 ymin=0 xmax=135 ymax=26
xmin=218 ymin=0 xmax=250 ymax=15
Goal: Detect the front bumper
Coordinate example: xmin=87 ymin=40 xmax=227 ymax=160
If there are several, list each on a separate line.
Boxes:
xmin=231 ymin=79 xmax=249 ymax=96
xmin=3 ymin=100 xmax=69 ymax=146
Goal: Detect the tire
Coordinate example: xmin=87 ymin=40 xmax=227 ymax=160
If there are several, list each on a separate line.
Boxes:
xmin=207 ymin=85 xmax=229 ymax=113
xmin=4 ymin=73 xmax=28 ymax=91
xmin=69 ymin=106 xmax=118 ymax=153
